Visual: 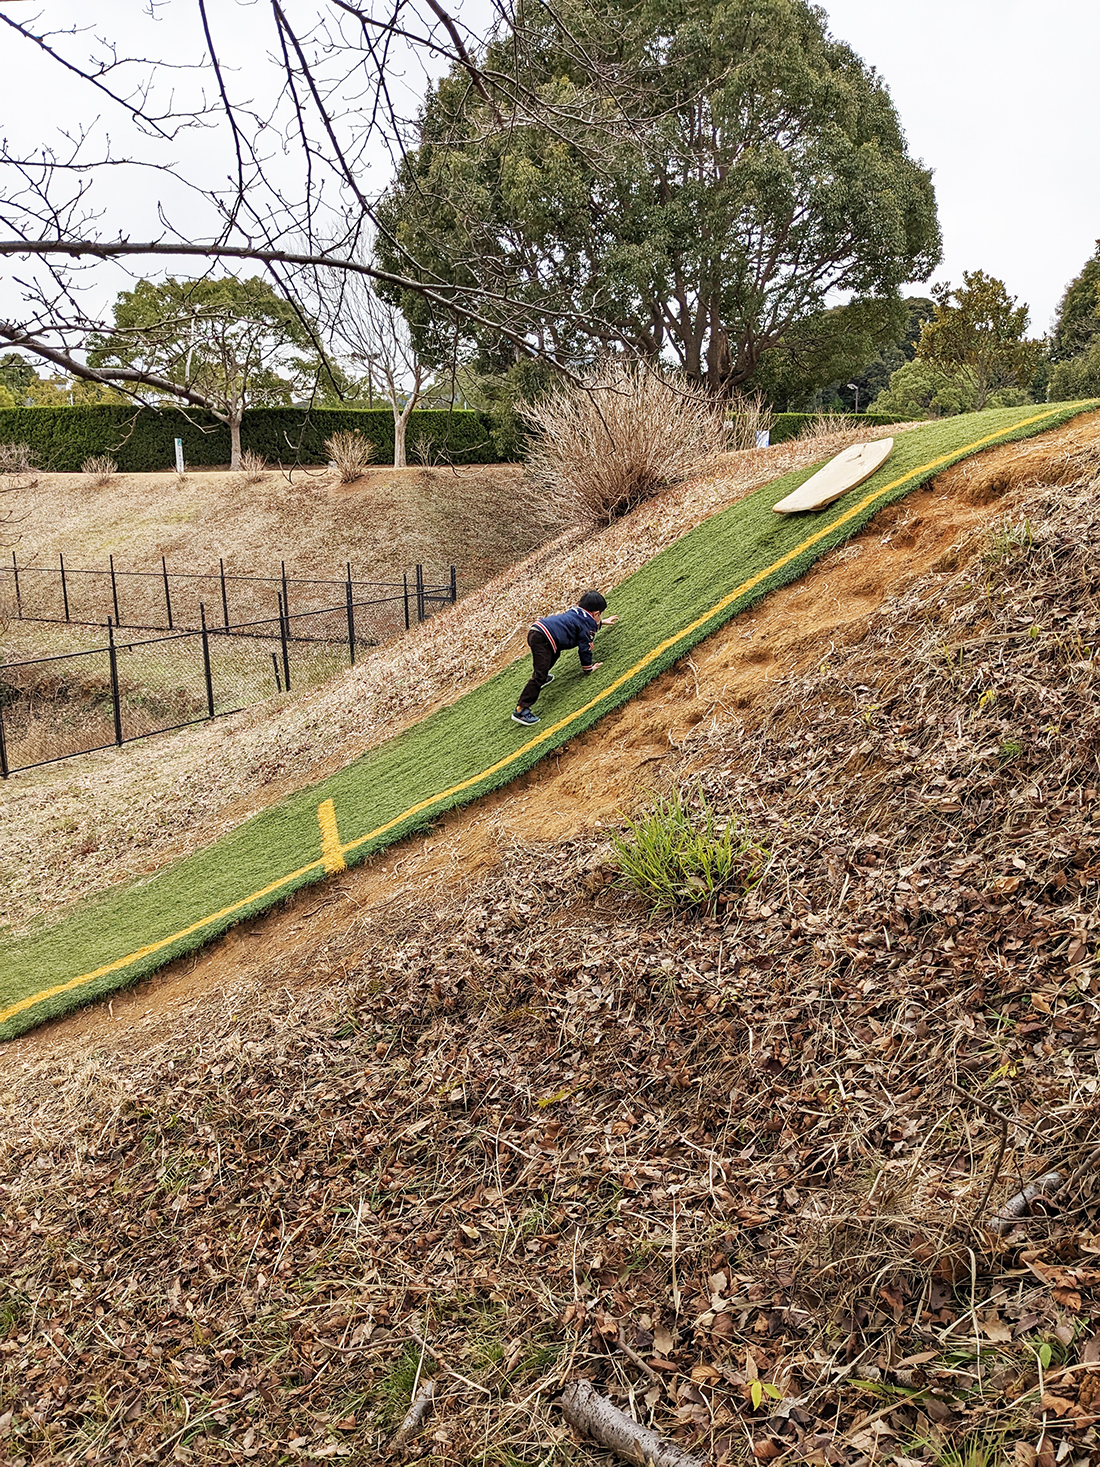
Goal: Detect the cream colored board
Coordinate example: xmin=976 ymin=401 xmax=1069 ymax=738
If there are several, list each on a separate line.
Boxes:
xmin=772 ymin=436 xmax=894 ymax=514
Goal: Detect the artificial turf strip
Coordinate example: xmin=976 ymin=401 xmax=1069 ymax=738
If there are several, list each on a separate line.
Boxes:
xmin=2 ymin=401 xmax=1095 ymax=1039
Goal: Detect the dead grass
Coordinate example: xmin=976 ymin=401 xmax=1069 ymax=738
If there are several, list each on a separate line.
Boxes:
xmin=519 ymin=360 xmax=731 ymax=523
xmin=80 ymin=454 xmax=118 ymax=487
xmin=726 ymin=391 xmax=774 ymax=451
xmin=324 ymin=429 xmax=374 ymax=484
xmin=3 ymin=462 xmax=553 ymax=594
xmin=228 ymin=449 xmax=268 ymax=489
xmin=0 ymin=442 xmax=37 ymax=475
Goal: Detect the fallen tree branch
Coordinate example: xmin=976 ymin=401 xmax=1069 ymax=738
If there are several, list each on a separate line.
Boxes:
xmin=613 ymin=1327 xmax=663 ymax=1387
xmin=560 ymin=1379 xmax=707 ymax=1467
xmin=390 ymin=1378 xmax=436 ymax=1452
xmin=987 ymin=1170 xmax=1063 ymax=1235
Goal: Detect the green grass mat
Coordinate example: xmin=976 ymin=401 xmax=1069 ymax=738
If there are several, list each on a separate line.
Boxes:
xmin=3 ymin=402 xmax=1094 ymax=1038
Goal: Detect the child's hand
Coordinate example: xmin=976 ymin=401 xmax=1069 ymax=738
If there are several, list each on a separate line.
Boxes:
xmin=583 ymin=662 xmax=604 ymax=673
xmin=602 ymin=615 xmax=619 ymax=625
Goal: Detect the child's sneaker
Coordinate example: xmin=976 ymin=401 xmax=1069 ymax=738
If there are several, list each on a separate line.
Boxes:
xmin=542 ymin=672 xmax=554 ymax=683
xmin=511 ymin=707 xmax=540 ymax=726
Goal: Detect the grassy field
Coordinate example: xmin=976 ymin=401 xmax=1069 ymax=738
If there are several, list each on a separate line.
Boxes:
xmin=2 ymin=402 xmax=1094 ymax=1038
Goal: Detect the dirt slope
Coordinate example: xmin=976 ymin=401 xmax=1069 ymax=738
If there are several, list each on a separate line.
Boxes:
xmin=8 ymin=412 xmax=1098 ymax=1063
xmin=3 ymin=420 xmax=1100 ymax=1467
xmin=0 ymin=427 xmax=898 ymax=936
xmin=7 ymin=463 xmax=551 ymax=591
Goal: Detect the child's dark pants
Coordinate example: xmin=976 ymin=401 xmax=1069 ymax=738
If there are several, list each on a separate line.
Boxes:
xmin=518 ymin=628 xmax=559 ymax=709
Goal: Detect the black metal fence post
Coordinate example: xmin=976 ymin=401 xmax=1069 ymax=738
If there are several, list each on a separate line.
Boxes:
xmin=0 ymin=698 xmax=8 ymax=779
xmin=450 ymin=565 xmax=457 ymax=604
xmin=59 ymin=552 xmax=70 ymax=622
xmin=277 ymin=592 xmax=291 ymax=692
xmin=11 ymin=550 xmax=21 ymax=616
xmin=403 ymin=572 xmax=410 ymax=630
xmin=415 ymin=563 xmax=425 ymax=623
xmin=281 ymin=559 xmax=290 ymax=625
xmin=345 ymin=563 xmax=356 ymax=666
xmin=161 ymin=555 xmax=174 ymax=630
xmin=107 ymin=619 xmax=123 ymax=747
xmin=109 ymin=553 xmax=121 ymax=626
xmin=271 ymin=652 xmax=282 ymax=693
xmin=220 ymin=557 xmax=230 ymax=628
xmin=200 ymin=603 xmax=215 ymax=719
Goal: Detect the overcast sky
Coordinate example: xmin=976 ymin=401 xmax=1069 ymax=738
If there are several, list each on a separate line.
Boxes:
xmin=1 ymin=0 xmax=1097 ymax=336
xmin=820 ymin=0 xmax=1100 ymax=330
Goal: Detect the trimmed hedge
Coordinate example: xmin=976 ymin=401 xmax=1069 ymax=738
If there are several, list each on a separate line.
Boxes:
xmin=0 ymin=402 xmax=914 ymax=472
xmin=767 ymin=411 xmax=909 ymax=444
xmin=0 ymin=404 xmax=510 ymax=471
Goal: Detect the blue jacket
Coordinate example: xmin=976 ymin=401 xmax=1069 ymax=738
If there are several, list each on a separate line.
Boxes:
xmin=531 ymin=606 xmax=600 ymax=667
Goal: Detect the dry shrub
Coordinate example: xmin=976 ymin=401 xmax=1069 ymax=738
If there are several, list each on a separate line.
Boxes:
xmin=230 ymin=450 xmax=268 ymax=488
xmin=81 ymin=454 xmax=118 ymax=486
xmin=797 ymin=409 xmax=858 ymax=441
xmin=325 ymin=429 xmax=375 ymax=484
xmin=517 ymin=360 xmax=730 ymax=524
xmin=726 ymin=390 xmax=775 ymax=451
xmin=0 ymin=442 xmax=38 ymax=475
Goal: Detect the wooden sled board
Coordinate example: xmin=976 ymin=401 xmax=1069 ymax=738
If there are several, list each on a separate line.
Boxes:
xmin=772 ymin=436 xmax=894 ymax=514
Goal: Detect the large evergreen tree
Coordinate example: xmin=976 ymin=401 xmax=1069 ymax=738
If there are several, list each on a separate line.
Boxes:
xmin=916 ymin=271 xmax=1043 ymax=412
xmin=377 ymin=0 xmax=941 ymax=397
xmin=1051 ymin=242 xmax=1100 ymax=363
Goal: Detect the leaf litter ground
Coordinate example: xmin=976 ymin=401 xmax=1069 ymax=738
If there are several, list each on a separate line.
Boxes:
xmin=4 ymin=420 xmax=1100 ymax=1465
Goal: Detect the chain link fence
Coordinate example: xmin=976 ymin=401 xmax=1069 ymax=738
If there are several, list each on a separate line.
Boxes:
xmin=1 ymin=550 xmax=456 ymax=634
xmin=0 ymin=567 xmax=457 ymax=777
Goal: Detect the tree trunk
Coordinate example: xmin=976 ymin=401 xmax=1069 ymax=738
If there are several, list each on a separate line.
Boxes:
xmin=560 ymin=1380 xmax=706 ymax=1467
xmin=229 ymin=413 xmax=243 ymax=471
xmin=393 ymin=399 xmax=415 ymax=469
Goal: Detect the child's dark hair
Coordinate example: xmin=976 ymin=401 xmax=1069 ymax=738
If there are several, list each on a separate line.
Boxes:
xmin=579 ymin=590 xmax=607 ymax=613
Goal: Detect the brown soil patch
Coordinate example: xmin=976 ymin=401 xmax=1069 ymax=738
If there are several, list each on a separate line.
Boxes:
xmin=7 ymin=411 xmax=1099 ymax=1072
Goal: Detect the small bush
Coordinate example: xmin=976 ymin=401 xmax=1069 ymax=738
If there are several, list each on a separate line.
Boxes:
xmin=231 ymin=450 xmax=268 ymax=487
xmin=797 ymin=410 xmax=859 ymax=440
xmin=411 ymin=427 xmax=446 ymax=467
xmin=726 ymin=391 xmax=775 ymax=451
xmin=81 ymin=454 xmax=117 ymax=485
xmin=611 ymin=787 xmax=768 ymax=916
xmin=0 ymin=442 xmax=37 ymax=475
xmin=517 ymin=360 xmax=730 ymax=524
xmin=325 ymin=429 xmax=375 ymax=484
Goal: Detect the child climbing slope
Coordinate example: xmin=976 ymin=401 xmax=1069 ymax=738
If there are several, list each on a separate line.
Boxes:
xmin=511 ymin=591 xmax=619 ymax=726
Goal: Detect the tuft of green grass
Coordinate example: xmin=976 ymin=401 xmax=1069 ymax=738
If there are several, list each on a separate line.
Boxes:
xmin=373 ymin=1342 xmax=429 ymax=1431
xmin=982 ymin=517 xmax=1033 ymax=566
xmin=612 ymin=786 xmax=767 ymax=915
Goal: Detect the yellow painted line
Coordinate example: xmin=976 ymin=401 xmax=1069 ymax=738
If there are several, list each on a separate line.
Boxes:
xmin=0 ymin=858 xmax=327 ymax=1026
xmin=0 ymin=406 xmax=1071 ymax=1030
xmin=318 ymin=799 xmax=347 ymax=874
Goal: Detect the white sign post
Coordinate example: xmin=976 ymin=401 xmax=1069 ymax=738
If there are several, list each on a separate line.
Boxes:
xmin=174 ymin=437 xmax=185 ymax=475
